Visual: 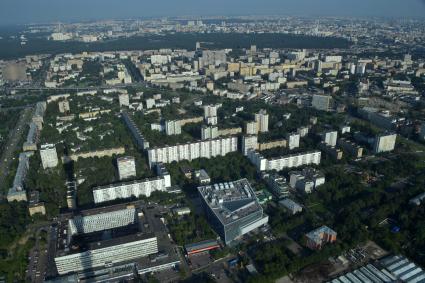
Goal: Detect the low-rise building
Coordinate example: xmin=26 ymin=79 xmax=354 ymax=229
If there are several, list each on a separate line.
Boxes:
xmin=305 ymin=226 xmax=337 ymax=250
xmin=279 ymin=198 xmax=303 ymax=215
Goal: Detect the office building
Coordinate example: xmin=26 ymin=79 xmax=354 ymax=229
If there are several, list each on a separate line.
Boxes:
xmin=40 ymin=144 xmax=59 ymax=169
xmin=93 ymin=175 xmax=170 ymax=204
xmin=7 ymin=153 xmax=29 ymax=202
xmin=194 ymin=169 xmax=211 ymax=184
xmin=58 ymin=100 xmax=70 ymax=113
xmin=242 ymin=135 xmax=258 ymax=156
xmin=201 ymin=125 xmax=219 ymax=140
xmin=68 ymin=207 xmax=136 ymax=235
xmin=247 ymin=150 xmax=321 ymax=172
xmin=165 ymin=120 xmax=182 ymax=136
xmin=287 ymin=133 xmax=300 ymax=150
xmin=147 ymin=136 xmax=238 ymax=168
xmin=198 ymin=179 xmax=269 ymax=245
xmin=264 ymin=173 xmax=290 ymax=199
xmin=119 ymin=93 xmax=130 ymax=107
xmin=305 ymin=226 xmax=337 ymax=250
xmin=255 ymin=109 xmax=269 ymax=133
xmin=245 ymin=121 xmax=258 ymax=135
xmin=289 ymin=167 xmax=325 ymax=193
xmin=374 ymin=133 xmax=397 ymax=153
xmin=54 ymin=206 xmax=158 ymax=275
xmin=321 ymin=131 xmax=338 ymax=147
xmin=117 ymin=156 xmax=137 ymax=180
xmin=312 ymin=95 xmax=332 ymax=112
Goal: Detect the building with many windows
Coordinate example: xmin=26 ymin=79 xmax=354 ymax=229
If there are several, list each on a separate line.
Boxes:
xmin=165 ymin=120 xmax=182 ymax=136
xmin=40 ymin=144 xmax=59 ymax=169
xmin=54 ymin=205 xmax=158 ymax=275
xmin=255 ymin=109 xmax=269 ymax=133
xmin=147 ymin=136 xmax=237 ymax=168
xmin=247 ymin=150 xmax=321 ymax=172
xmin=117 ymin=156 xmax=137 ymax=180
xmin=198 ymin=179 xmax=269 ymax=245
xmin=7 ymin=152 xmax=30 ymax=202
xmin=93 ymin=175 xmax=171 ymax=204
xmin=374 ymin=133 xmax=397 ymax=153
xmin=305 ymin=226 xmax=337 ymax=250
xmin=201 ymin=125 xmax=219 ymax=140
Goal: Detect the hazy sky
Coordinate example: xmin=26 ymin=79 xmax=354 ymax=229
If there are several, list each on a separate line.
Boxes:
xmin=0 ymin=0 xmax=424 ymax=25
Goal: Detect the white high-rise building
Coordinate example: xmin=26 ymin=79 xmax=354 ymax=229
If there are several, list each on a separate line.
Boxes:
xmin=203 ymin=105 xmax=218 ymax=118
xmin=321 ymin=131 xmax=338 ymax=147
xmin=40 ymin=144 xmax=58 ymax=169
xmin=374 ymin=133 xmax=397 ymax=153
xmin=206 ymin=116 xmax=218 ymax=126
xmin=247 ymin=150 xmax=321 ymax=172
xmin=287 ymin=133 xmax=300 ymax=150
xmin=146 ymin=98 xmax=155 ymax=109
xmin=242 ymin=135 xmax=258 ymax=156
xmin=255 ymin=110 xmax=269 ymax=133
xmin=201 ymin=125 xmax=219 ymax=140
xmin=165 ymin=120 xmax=182 ymax=136
xmin=58 ymin=100 xmax=70 ymax=113
xmin=312 ymin=95 xmax=332 ymax=112
xmin=147 ymin=136 xmax=238 ymax=168
xmin=118 ymin=93 xmax=130 ymax=107
xmin=117 ymin=156 xmax=136 ymax=180
xmin=245 ymin=121 xmax=258 ymax=135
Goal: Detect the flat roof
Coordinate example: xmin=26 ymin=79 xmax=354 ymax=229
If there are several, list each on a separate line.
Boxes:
xmin=198 ymin=179 xmax=263 ymax=226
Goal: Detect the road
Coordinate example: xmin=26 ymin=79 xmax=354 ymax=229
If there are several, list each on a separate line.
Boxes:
xmin=0 ymin=106 xmax=33 ymax=199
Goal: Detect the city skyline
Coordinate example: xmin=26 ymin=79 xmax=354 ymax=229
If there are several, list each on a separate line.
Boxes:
xmin=0 ymin=0 xmax=425 ymax=25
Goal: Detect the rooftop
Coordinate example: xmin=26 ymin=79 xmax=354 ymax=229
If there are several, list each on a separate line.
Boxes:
xmin=198 ymin=179 xmax=263 ymax=226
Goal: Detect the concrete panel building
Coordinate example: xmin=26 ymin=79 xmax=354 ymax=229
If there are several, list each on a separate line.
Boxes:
xmin=117 ymin=156 xmax=137 ymax=180
xmin=40 ymin=144 xmax=59 ymax=169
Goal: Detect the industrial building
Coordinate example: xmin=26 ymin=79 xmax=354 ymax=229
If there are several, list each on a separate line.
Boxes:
xmin=198 ymin=179 xmax=269 ymax=245
xmin=329 ymin=254 xmax=425 ymax=283
xmin=184 ymin=239 xmax=220 ymax=256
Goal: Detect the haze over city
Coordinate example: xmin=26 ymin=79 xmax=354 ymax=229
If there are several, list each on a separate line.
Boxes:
xmin=0 ymin=0 xmax=425 ymax=24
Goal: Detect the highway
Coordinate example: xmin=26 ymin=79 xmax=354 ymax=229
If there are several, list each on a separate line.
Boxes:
xmin=0 ymin=106 xmax=33 ymax=200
